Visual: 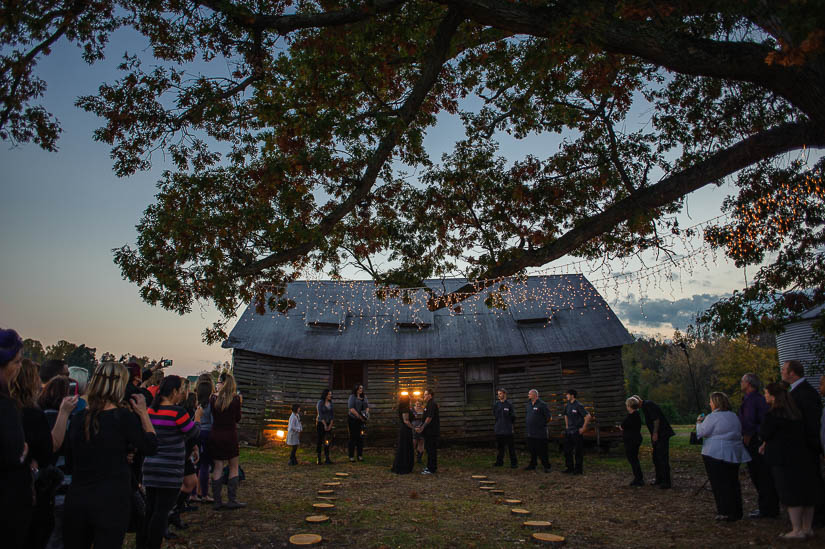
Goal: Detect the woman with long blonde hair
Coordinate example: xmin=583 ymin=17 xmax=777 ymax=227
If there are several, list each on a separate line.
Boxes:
xmin=207 ymin=371 xmax=244 ymax=510
xmin=63 ymin=361 xmax=157 ymax=549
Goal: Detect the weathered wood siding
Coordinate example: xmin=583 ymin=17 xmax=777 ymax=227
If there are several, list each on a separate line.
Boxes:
xmin=233 ymin=346 xmax=625 ymax=445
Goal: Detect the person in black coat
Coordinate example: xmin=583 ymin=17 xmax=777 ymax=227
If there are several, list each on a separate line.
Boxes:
xmin=782 ymin=360 xmax=825 ymax=526
xmin=493 ymin=388 xmax=517 ymax=468
xmin=417 ymin=389 xmax=440 ymax=474
xmin=760 ymin=382 xmax=822 ymax=540
xmin=621 ymin=396 xmax=644 ymax=486
xmin=391 ymin=393 xmax=415 ymax=474
xmin=0 ymin=328 xmax=30 ymax=549
xmin=636 ymin=395 xmax=675 ymax=488
xmin=524 ymin=389 xmax=552 ymax=472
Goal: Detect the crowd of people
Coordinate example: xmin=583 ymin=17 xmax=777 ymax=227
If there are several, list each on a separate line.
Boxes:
xmin=0 ymin=328 xmax=246 ymax=549
xmin=690 ymin=361 xmax=825 ymax=540
xmin=7 ymin=321 xmax=825 ymax=546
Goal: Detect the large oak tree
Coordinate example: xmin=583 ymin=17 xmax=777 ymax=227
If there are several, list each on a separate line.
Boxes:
xmin=3 ymin=0 xmax=825 ymax=341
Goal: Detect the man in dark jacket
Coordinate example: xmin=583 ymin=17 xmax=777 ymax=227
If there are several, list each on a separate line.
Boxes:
xmin=524 ymin=389 xmax=552 ymax=472
xmin=638 ymin=396 xmax=675 ymax=489
xmin=418 ymin=389 xmax=440 ymax=474
xmin=562 ymin=389 xmax=591 ymax=475
xmin=782 ymin=360 xmax=825 ymax=525
xmin=493 ymin=388 xmax=517 ymax=468
xmin=738 ymin=373 xmax=778 ymax=519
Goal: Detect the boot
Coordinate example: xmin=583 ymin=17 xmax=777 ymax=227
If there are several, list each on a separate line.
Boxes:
xmin=168 ymin=508 xmax=188 ymax=530
xmin=211 ymin=477 xmax=225 ymax=510
xmin=316 ymin=453 xmax=322 ymax=465
xmin=224 ymin=476 xmax=247 ymax=510
xmin=324 ymin=446 xmax=333 ymax=465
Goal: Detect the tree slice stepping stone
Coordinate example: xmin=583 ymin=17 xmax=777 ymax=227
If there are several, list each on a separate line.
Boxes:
xmin=471 ymin=475 xmax=488 ymax=479
xmin=523 ymin=520 xmax=552 ymax=529
xmin=480 ymin=486 xmax=495 ymax=490
xmin=317 ymin=489 xmax=334 ymax=495
xmin=511 ymin=508 xmax=531 ymax=515
xmin=323 ymin=482 xmax=341 ymax=487
xmin=305 ymin=515 xmax=330 ymax=524
xmin=334 ymin=472 xmax=349 ymax=477
xmin=489 ymin=489 xmax=504 ymax=495
xmin=479 ymin=480 xmax=496 ymax=485
xmin=289 ymin=533 xmax=322 ymax=546
xmin=531 ymin=532 xmax=565 ymax=545
xmin=504 ymin=499 xmax=523 ymax=505
xmin=312 ymin=503 xmax=335 ymax=511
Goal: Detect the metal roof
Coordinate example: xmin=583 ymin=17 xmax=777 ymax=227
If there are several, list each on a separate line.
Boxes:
xmin=223 ymin=275 xmax=633 ymax=360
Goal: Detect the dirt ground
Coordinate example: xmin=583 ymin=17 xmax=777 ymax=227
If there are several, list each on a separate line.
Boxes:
xmin=126 ymin=427 xmax=821 ymax=548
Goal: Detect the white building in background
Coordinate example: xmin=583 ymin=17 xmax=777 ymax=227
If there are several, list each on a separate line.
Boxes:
xmin=777 ymin=303 xmax=825 ymax=386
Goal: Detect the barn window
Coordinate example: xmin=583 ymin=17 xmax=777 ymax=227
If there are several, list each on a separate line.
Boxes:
xmin=561 ymin=353 xmax=590 ymax=376
xmin=332 ymin=363 xmax=365 ymax=391
xmin=465 ymin=359 xmax=494 ymax=406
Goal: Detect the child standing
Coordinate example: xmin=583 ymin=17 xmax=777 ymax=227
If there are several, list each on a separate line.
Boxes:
xmin=287 ymin=404 xmax=302 ymax=465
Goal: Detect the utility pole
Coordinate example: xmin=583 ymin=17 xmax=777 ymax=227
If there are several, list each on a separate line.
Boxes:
xmin=677 ymin=342 xmax=703 ymax=414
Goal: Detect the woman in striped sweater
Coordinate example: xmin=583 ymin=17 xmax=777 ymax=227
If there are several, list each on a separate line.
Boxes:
xmin=141 ymin=376 xmax=200 ymax=549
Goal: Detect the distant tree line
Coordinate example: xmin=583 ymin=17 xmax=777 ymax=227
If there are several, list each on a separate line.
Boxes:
xmin=21 ymin=338 xmax=158 ymax=379
xmin=622 ymin=332 xmax=779 ymax=425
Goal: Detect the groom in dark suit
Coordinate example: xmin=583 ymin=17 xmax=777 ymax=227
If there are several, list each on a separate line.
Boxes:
xmin=782 ymin=359 xmax=825 ymax=526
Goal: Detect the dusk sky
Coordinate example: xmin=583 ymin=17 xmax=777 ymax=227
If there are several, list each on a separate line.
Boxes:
xmin=0 ymin=29 xmax=772 ymax=377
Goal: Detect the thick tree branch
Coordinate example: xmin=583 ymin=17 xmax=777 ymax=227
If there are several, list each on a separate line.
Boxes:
xmin=198 ymin=0 xmax=407 ymax=33
xmin=429 ymin=120 xmax=825 ymax=308
xmin=440 ymin=0 xmax=825 ymax=124
xmin=237 ymin=7 xmax=464 ymax=277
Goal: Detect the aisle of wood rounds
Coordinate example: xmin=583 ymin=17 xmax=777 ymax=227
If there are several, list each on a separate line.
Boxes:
xmin=288 ymin=470 xmax=350 ymax=547
xmin=470 ymin=473 xmax=565 ymax=546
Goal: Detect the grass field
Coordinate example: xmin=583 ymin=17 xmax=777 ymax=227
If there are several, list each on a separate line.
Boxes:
xmin=126 ymin=426 xmax=818 ymax=548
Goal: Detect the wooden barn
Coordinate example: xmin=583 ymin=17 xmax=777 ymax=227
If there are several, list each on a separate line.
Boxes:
xmin=223 ymin=275 xmax=633 ymax=446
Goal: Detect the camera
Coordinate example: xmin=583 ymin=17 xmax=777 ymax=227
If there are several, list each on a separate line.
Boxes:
xmin=162 ymin=359 xmax=173 ymax=367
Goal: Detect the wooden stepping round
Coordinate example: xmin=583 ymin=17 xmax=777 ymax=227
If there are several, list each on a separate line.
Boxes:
xmin=305 ymin=515 xmax=330 ymax=524
xmin=323 ymin=481 xmax=341 ymax=487
xmin=511 ymin=508 xmax=531 ymax=515
xmin=479 ymin=480 xmax=496 ymax=485
xmin=480 ymin=486 xmax=495 ymax=491
xmin=504 ymin=499 xmax=523 ymax=505
xmin=489 ymin=489 xmax=504 ymax=495
xmin=523 ymin=520 xmax=553 ymax=529
xmin=335 ymin=472 xmax=349 ymax=477
xmin=532 ymin=532 xmax=565 ymax=545
xmin=317 ymin=489 xmax=334 ymax=495
xmin=289 ymin=533 xmax=322 ymax=546
xmin=312 ymin=502 xmax=335 ymax=511
xmin=471 ymin=475 xmax=488 ymax=479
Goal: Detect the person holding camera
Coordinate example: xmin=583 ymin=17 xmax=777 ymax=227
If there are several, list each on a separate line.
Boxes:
xmin=696 ymin=392 xmax=751 ymax=522
xmin=347 ymin=384 xmax=369 ymax=462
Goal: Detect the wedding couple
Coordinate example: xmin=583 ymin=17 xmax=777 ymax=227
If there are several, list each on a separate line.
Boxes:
xmin=391 ymin=389 xmax=439 ymax=474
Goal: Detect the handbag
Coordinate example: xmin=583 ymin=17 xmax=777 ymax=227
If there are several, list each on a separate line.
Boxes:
xmin=689 ymin=431 xmax=703 ymax=445
xmin=127 ymin=482 xmax=146 ymax=533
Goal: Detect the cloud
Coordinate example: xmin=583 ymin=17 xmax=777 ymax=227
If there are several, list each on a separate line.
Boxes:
xmin=613 ymin=293 xmax=730 ymax=331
